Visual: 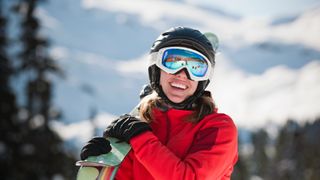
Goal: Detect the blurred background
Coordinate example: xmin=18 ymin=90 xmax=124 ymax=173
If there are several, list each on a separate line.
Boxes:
xmin=1 ymin=0 xmax=320 ymax=179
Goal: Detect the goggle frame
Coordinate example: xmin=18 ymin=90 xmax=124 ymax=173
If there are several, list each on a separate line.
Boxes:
xmin=149 ymin=46 xmax=213 ymax=81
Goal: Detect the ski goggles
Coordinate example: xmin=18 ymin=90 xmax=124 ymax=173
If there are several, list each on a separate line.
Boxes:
xmin=149 ymin=47 xmax=213 ymax=81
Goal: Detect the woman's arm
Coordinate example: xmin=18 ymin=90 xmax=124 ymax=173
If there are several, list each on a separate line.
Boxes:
xmin=130 ymin=117 xmax=238 ymax=180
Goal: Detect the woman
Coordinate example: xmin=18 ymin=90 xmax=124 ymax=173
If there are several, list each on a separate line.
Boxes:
xmin=81 ymin=27 xmax=238 ymax=180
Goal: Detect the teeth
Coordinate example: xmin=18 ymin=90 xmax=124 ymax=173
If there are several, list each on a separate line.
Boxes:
xmin=170 ymin=82 xmax=187 ymax=90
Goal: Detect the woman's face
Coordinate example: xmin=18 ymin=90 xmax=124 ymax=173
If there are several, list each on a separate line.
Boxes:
xmin=160 ymin=70 xmax=198 ymax=103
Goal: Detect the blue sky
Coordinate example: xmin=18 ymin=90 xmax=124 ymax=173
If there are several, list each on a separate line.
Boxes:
xmin=194 ymin=0 xmax=320 ymax=18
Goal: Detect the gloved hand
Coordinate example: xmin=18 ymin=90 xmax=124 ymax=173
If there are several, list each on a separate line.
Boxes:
xmin=103 ymin=114 xmax=152 ymax=143
xmin=80 ymin=137 xmax=112 ymax=160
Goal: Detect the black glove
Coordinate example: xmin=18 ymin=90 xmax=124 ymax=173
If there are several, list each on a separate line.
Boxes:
xmin=103 ymin=114 xmax=151 ymax=143
xmin=80 ymin=137 xmax=112 ymax=160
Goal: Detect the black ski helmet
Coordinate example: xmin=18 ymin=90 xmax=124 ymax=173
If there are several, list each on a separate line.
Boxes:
xmin=148 ymin=26 xmax=217 ymax=109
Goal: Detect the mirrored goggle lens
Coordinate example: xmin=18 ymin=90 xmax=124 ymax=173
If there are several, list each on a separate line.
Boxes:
xmin=162 ymin=48 xmax=208 ymax=77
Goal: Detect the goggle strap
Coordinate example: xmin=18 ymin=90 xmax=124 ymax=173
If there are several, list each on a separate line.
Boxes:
xmin=148 ymin=52 xmax=157 ymax=67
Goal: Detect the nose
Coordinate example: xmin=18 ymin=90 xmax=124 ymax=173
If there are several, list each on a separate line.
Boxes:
xmin=174 ymin=69 xmax=188 ymax=79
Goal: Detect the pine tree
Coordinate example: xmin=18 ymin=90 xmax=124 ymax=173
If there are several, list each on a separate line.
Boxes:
xmin=273 ymin=120 xmax=304 ymax=180
xmin=231 ymin=133 xmax=250 ymax=180
xmin=7 ymin=0 xmax=76 ymax=179
xmin=299 ymin=118 xmax=320 ymax=180
xmin=0 ymin=0 xmax=21 ymax=178
xmin=251 ymin=129 xmax=270 ymax=178
xmin=232 ymin=154 xmax=250 ymax=180
xmin=16 ymin=0 xmax=62 ymax=121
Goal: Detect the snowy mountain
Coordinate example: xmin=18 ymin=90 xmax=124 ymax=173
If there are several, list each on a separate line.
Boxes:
xmin=34 ymin=0 xmax=320 ymax=143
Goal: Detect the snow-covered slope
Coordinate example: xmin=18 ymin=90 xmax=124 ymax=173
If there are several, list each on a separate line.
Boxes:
xmin=33 ymin=0 xmax=320 ymax=142
xmin=270 ymin=6 xmax=320 ymax=50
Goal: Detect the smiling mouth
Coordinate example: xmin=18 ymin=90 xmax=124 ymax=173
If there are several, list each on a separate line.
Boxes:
xmin=170 ymin=82 xmax=187 ymax=90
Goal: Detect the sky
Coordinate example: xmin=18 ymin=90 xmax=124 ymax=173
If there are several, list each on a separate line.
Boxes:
xmin=188 ymin=0 xmax=320 ymax=19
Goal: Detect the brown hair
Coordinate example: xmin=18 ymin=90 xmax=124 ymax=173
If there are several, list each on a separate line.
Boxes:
xmin=139 ymin=91 xmax=216 ymax=123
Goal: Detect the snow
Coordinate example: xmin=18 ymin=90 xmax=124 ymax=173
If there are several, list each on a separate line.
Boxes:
xmin=212 ymin=58 xmax=320 ymax=128
xmin=270 ymin=6 xmax=320 ymax=50
xmin=31 ymin=0 xmax=320 ymax=147
xmin=82 ymin=0 xmax=320 ymax=51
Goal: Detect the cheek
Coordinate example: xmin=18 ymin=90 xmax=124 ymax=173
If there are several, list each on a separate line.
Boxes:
xmin=160 ymin=71 xmax=170 ymax=86
xmin=189 ymin=81 xmax=198 ymax=94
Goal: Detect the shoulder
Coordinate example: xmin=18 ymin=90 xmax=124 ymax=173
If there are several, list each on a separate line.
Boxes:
xmin=191 ymin=112 xmax=238 ymax=154
xmin=198 ymin=112 xmax=237 ymax=136
xmin=202 ymin=112 xmax=235 ymax=125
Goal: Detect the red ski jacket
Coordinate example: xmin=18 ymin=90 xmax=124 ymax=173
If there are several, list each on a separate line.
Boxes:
xmin=115 ymin=108 xmax=238 ymax=180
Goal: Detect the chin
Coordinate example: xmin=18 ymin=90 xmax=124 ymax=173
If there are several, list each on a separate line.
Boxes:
xmin=168 ymin=97 xmax=185 ymax=104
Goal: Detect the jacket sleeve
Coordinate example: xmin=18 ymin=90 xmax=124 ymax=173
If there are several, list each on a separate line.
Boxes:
xmin=129 ymin=118 xmax=238 ymax=180
xmin=115 ymin=150 xmax=133 ymax=179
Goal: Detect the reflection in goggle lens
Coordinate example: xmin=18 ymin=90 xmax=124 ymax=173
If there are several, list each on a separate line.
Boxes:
xmin=162 ymin=49 xmax=208 ymax=77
